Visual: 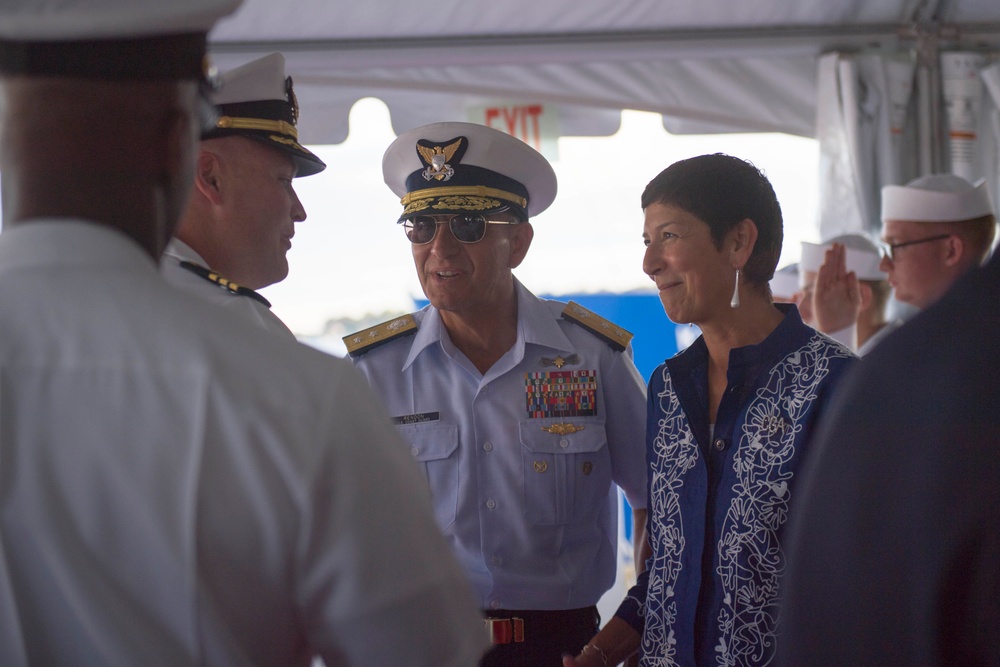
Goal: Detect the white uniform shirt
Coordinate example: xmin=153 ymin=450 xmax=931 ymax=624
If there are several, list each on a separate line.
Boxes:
xmin=161 ymin=238 xmax=295 ymax=340
xmin=0 ymin=221 xmax=486 ymax=667
xmin=352 ymin=280 xmax=647 ymax=611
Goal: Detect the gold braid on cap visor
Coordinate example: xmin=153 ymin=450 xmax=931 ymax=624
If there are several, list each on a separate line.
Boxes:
xmin=401 ymin=185 xmax=527 ymax=209
xmin=215 ymin=116 xmax=298 ymax=140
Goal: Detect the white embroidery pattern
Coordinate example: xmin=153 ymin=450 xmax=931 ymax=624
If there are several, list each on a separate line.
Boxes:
xmin=713 ymin=335 xmax=847 ymax=666
xmin=640 ymin=367 xmax=699 ymax=667
xmin=639 ymin=334 xmax=850 ymax=667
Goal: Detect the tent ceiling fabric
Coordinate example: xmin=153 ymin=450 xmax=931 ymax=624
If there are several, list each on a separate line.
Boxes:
xmin=208 ymin=0 xmax=1000 ymax=145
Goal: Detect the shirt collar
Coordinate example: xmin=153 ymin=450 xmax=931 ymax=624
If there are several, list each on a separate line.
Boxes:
xmin=401 ymin=278 xmax=574 ymax=371
xmin=162 ymin=237 xmax=209 ymax=268
xmin=0 ymin=219 xmax=158 ymax=275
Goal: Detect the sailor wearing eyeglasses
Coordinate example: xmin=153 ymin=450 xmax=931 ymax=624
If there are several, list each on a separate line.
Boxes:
xmin=879 ymin=174 xmax=996 ymax=311
xmin=344 ymin=121 xmax=649 ymax=666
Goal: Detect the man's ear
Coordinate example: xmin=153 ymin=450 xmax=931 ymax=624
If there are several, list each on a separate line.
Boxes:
xmin=943 ymin=233 xmax=965 ymax=268
xmin=508 ymin=222 xmax=534 ymax=269
xmin=193 ymin=149 xmax=224 ymax=205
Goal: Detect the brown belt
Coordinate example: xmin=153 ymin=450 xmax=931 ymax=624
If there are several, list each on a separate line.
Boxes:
xmin=483 ymin=606 xmax=598 ymax=645
xmin=484 ymin=617 xmax=525 ymax=644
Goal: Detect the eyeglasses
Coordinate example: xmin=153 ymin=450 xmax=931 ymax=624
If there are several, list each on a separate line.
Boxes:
xmin=879 ymin=233 xmax=952 ymax=261
xmin=401 ymin=214 xmax=519 ymax=245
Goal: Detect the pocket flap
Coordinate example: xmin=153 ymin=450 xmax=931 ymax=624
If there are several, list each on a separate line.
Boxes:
xmin=396 ymin=423 xmax=459 ymax=462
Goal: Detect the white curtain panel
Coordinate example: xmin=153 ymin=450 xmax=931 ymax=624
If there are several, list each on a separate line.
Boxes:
xmin=816 ymin=52 xmax=915 ymax=240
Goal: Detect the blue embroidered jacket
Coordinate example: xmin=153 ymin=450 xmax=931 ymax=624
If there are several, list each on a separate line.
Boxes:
xmin=616 ymin=305 xmax=856 ymax=666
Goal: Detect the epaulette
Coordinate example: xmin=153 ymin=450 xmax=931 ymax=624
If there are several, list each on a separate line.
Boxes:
xmin=343 ymin=313 xmax=418 ymax=358
xmin=561 ymin=301 xmax=633 ymax=352
xmin=179 ymin=260 xmax=271 ymax=307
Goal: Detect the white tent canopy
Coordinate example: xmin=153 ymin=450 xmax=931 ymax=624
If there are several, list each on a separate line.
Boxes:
xmin=209 ymin=0 xmax=1000 ymax=145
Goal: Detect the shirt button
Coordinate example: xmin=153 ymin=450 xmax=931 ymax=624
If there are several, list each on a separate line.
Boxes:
xmin=486 ymin=499 xmax=497 ymax=510
xmin=483 ymin=441 xmax=493 ymax=452
xmin=490 ymin=600 xmax=501 ymax=610
xmin=410 ymin=446 xmax=420 ymax=457
xmin=559 ymin=438 xmax=570 ymax=448
xmin=713 ymin=438 xmax=726 ymax=451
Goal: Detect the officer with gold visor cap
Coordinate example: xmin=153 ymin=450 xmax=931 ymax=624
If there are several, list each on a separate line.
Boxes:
xmin=162 ymin=52 xmax=325 ymax=339
xmin=345 ymin=121 xmax=649 ymax=666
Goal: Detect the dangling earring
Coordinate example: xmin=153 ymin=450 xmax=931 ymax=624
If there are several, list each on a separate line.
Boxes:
xmin=730 ymin=268 xmax=741 ymax=309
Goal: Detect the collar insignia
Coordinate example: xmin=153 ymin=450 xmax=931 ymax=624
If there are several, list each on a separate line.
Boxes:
xmin=179 ymin=260 xmax=271 ymax=308
xmin=416 ymin=136 xmax=466 ymax=182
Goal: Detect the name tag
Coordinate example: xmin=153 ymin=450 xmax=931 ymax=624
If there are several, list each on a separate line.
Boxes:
xmin=392 ymin=411 xmax=440 ymax=425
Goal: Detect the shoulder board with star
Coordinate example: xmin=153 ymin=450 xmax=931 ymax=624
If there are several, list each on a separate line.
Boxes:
xmin=179 ymin=260 xmax=271 ymax=307
xmin=343 ymin=313 xmax=418 ymax=358
xmin=561 ymin=301 xmax=633 ymax=352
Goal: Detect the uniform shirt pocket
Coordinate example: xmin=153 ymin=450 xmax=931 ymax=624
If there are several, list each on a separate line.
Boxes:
xmin=519 ymin=418 xmax=610 ymax=525
xmin=396 ymin=422 xmax=459 ymax=530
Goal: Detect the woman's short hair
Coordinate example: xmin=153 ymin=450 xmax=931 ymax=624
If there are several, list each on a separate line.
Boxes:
xmin=641 ymin=153 xmax=784 ymax=287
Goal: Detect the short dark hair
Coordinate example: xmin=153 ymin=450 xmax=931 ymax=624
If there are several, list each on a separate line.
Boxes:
xmin=641 ymin=153 xmax=784 ymax=287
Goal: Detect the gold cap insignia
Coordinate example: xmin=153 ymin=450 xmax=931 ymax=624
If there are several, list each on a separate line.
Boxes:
xmin=417 ymin=137 xmax=465 ymax=182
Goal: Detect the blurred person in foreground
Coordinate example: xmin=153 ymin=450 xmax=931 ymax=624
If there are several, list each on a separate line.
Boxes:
xmin=778 ymin=212 xmax=1000 ymax=667
xmin=0 ymin=2 xmax=484 ymax=665
xmin=345 ymin=121 xmax=649 ymax=666
xmin=796 ymin=233 xmax=897 ymax=355
xmin=565 ymin=154 xmax=857 ymax=667
xmin=878 ymin=173 xmax=995 ymax=311
xmin=162 ymin=51 xmax=325 ymax=339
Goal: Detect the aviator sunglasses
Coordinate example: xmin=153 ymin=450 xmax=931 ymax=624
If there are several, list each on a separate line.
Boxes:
xmin=402 ymin=213 xmax=520 ymax=245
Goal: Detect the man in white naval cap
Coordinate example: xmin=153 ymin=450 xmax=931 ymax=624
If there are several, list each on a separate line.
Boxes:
xmin=162 ymin=52 xmax=326 ymax=338
xmin=0 ymin=2 xmax=485 ymax=665
xmin=344 ymin=121 xmax=649 ymax=666
xmin=879 ymin=174 xmax=996 ymax=311
xmin=797 ymin=234 xmax=897 ymax=355
xmin=769 ymin=262 xmax=800 ymax=304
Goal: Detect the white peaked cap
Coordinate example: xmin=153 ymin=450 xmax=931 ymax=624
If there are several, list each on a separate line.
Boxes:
xmin=769 ymin=263 xmax=800 ymax=299
xmin=383 ymin=121 xmax=557 ymax=220
xmin=207 ymin=52 xmax=326 ymax=177
xmin=881 ymin=174 xmax=995 ymax=223
xmin=0 ymin=0 xmax=242 ymax=41
xmin=214 ymin=52 xmax=287 ymax=106
xmin=800 ymin=234 xmax=887 ymax=281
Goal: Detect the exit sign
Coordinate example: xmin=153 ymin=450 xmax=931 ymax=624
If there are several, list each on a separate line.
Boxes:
xmin=468 ymin=103 xmax=560 ymax=161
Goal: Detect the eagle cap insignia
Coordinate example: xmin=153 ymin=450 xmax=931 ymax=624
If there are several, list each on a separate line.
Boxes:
xmin=416 ymin=136 xmax=467 ymax=182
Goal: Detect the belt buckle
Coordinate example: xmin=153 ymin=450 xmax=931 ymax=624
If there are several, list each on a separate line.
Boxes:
xmin=484 ymin=617 xmax=525 ymax=644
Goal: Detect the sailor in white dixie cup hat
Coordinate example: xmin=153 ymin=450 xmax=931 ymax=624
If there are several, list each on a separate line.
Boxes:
xmin=0 ymin=2 xmax=487 ymax=665
xmin=769 ymin=262 xmax=800 ymax=303
xmin=879 ymin=174 xmax=996 ymax=311
xmin=797 ymin=234 xmax=896 ymax=355
xmin=162 ymin=52 xmax=326 ymax=339
xmin=345 ymin=121 xmax=649 ymax=666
